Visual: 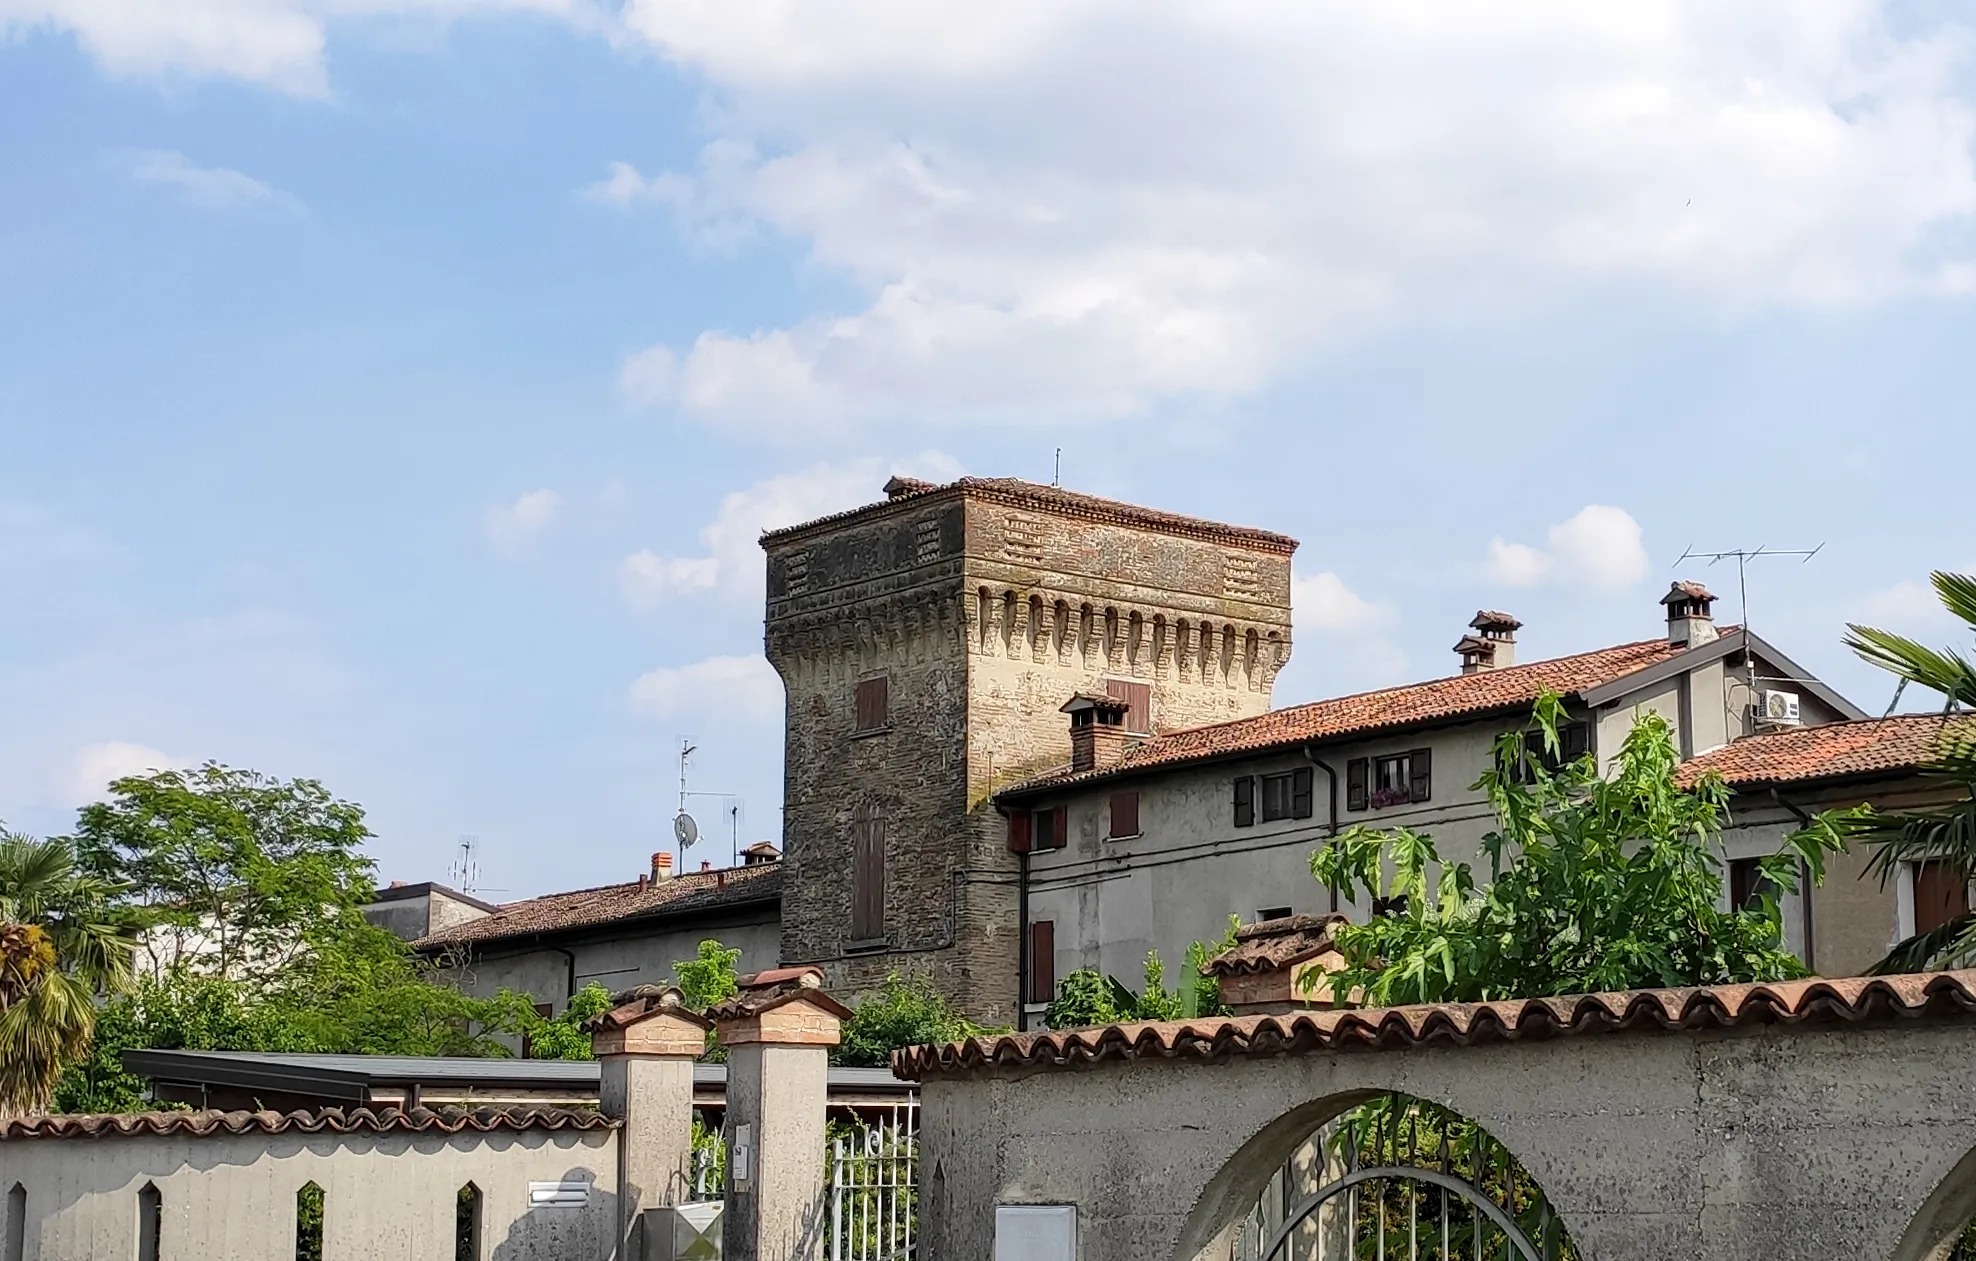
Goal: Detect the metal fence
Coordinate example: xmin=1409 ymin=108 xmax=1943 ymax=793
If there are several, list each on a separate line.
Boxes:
xmin=828 ymin=1104 xmax=919 ymax=1261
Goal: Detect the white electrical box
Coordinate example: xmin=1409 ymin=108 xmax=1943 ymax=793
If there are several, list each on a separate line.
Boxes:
xmin=995 ymin=1204 xmax=1076 ymax=1261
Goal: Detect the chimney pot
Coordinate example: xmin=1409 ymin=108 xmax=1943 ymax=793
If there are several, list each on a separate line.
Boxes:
xmin=1662 ymin=581 xmax=1718 ymax=647
xmin=1061 ymin=693 xmax=1132 ymax=772
xmin=700 ymin=860 xmax=712 ymax=872
xmin=651 ymin=852 xmax=673 ymax=882
xmin=1455 ymin=611 xmax=1519 ymax=673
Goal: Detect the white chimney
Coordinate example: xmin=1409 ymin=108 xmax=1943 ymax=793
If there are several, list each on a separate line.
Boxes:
xmin=1662 ymin=582 xmax=1718 ymax=648
xmin=1454 ymin=611 xmax=1520 ymax=674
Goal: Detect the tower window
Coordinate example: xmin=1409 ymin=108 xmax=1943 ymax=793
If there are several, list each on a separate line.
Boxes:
xmin=850 ymin=803 xmax=887 ymax=942
xmin=1105 ymin=680 xmax=1151 ymax=735
xmin=854 ymin=676 xmax=890 ymax=733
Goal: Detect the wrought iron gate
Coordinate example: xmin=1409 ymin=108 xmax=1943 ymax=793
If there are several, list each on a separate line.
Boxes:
xmin=828 ymin=1104 xmax=919 ymax=1261
xmin=1233 ymin=1094 xmax=1571 ymax=1261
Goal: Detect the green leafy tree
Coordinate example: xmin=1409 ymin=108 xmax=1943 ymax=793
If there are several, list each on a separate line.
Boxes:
xmin=0 ymin=832 xmax=138 ymax=1114
xmin=835 ymin=971 xmax=986 ymax=1067
xmin=70 ymin=764 xmax=377 ymax=987
xmin=1310 ymin=695 xmax=1843 ymax=1007
xmin=673 ymin=939 xmax=741 ymax=1009
xmin=522 ymin=983 xmax=617 ymax=1061
xmin=1839 ymin=569 xmax=1976 ymax=972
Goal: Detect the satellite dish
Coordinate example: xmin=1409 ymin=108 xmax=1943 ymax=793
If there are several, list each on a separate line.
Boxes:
xmin=674 ymin=812 xmax=700 ymax=848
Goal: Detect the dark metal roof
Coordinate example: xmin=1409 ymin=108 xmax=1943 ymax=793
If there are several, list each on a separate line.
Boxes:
xmin=4 ymin=1106 xmax=612 ymax=1142
xmin=121 ymin=1049 xmax=912 ymax=1101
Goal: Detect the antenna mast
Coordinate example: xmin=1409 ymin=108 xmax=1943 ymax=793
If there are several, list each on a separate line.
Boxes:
xmin=448 ymin=835 xmax=481 ymax=895
xmin=1672 ymin=542 xmax=1824 ymax=707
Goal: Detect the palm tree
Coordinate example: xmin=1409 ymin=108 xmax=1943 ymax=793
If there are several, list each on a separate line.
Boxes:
xmin=0 ymin=830 xmax=136 ymax=1115
xmin=1842 ymin=571 xmax=1976 ymax=973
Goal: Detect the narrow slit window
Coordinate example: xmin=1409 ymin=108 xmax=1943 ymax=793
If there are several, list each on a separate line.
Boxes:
xmin=137 ymin=1182 xmax=161 ymax=1261
xmin=455 ymin=1183 xmax=482 ymax=1261
xmin=7 ymin=1183 xmax=25 ymax=1261
xmin=296 ymin=1182 xmax=324 ymax=1261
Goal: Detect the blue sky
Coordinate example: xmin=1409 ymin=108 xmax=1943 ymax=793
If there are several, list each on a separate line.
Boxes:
xmin=4 ymin=1 xmax=1975 ymax=900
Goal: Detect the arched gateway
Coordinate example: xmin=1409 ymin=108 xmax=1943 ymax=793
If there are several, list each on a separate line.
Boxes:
xmin=897 ymin=974 xmax=1976 ymax=1261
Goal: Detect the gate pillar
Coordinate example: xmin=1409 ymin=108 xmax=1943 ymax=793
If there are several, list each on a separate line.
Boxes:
xmin=711 ymin=967 xmax=854 ymax=1261
xmin=588 ymin=985 xmax=713 ymax=1258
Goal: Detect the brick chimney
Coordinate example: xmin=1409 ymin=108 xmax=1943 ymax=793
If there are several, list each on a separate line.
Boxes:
xmin=1061 ymin=693 xmax=1132 ymax=772
xmin=1663 ymin=581 xmax=1718 ymax=648
xmin=1454 ymin=610 xmax=1520 ymax=674
xmin=651 ymin=851 xmax=673 ymax=882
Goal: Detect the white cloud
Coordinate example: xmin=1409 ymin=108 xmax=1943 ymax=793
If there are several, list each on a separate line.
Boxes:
xmin=1292 ymin=571 xmax=1388 ymax=633
xmin=484 ymin=488 xmax=562 ymax=554
xmin=618 ymin=452 xmax=962 ymax=608
xmin=65 ymin=741 xmax=176 ymax=804
xmin=1487 ymin=505 xmax=1648 ymax=591
xmin=601 ymin=0 xmax=1976 ymax=436
xmin=629 ymin=654 xmax=783 ymax=722
xmin=125 ymin=150 xmax=302 ymax=211
xmin=1 ymin=0 xmax=598 ymax=96
xmin=1852 ymin=566 xmax=1976 ymax=630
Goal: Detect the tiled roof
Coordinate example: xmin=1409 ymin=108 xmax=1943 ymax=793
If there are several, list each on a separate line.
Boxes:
xmin=893 ymin=971 xmax=1976 ymax=1079
xmin=414 ymin=862 xmax=780 ymax=950
xmin=758 ymin=476 xmax=1300 ymax=555
xmin=2 ymin=1106 xmax=615 ymax=1142
xmin=708 ymin=967 xmax=855 ymax=1022
xmin=1202 ymin=914 xmax=1348 ymax=976
xmin=582 ymin=985 xmax=711 ymax=1033
xmin=1000 ymin=635 xmax=1703 ymax=797
xmin=1677 ymin=714 xmax=1976 ymax=789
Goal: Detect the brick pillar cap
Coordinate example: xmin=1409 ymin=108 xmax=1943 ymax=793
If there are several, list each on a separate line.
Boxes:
xmin=709 ymin=971 xmax=853 ymax=1047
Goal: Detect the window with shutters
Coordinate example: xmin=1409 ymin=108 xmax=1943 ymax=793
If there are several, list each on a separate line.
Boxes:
xmin=1020 ymin=806 xmax=1067 ymax=853
xmin=853 ymin=675 xmax=890 ymax=734
xmin=1108 ymin=791 xmax=1140 ymax=839
xmin=1105 ymin=679 xmax=1152 ymax=736
xmin=1728 ymin=858 xmax=1779 ymax=912
xmin=1356 ymin=750 xmax=1431 ymax=810
xmin=1028 ymin=920 xmax=1056 ymax=1004
xmin=1517 ymin=721 xmax=1590 ymax=780
xmin=1259 ymin=768 xmax=1316 ymax=823
xmin=1914 ymin=860 xmax=1970 ymax=936
xmin=850 ymin=802 xmax=887 ymax=942
xmin=1233 ymin=776 xmax=1256 ymax=827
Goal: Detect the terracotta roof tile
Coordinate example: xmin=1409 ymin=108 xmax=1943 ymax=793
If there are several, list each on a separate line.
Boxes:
xmin=1001 ymin=635 xmax=1705 ymax=796
xmin=3 ymin=1106 xmax=614 ymax=1142
xmin=581 ymin=985 xmax=712 ymax=1034
xmin=892 ymin=971 xmax=1976 ymax=1079
xmin=1202 ymin=914 xmax=1348 ymax=976
xmin=1676 ymin=714 xmax=1976 ymax=789
xmin=759 ymin=476 xmax=1299 ymax=555
xmin=708 ymin=968 xmax=854 ymax=1023
xmin=414 ymin=862 xmax=780 ymax=950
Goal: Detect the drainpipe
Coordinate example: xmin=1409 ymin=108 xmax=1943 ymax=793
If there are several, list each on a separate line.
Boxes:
xmin=1016 ymin=834 xmax=1032 ymax=1033
xmin=1304 ymin=746 xmax=1341 ymax=913
xmin=1768 ymin=787 xmax=1818 ymax=969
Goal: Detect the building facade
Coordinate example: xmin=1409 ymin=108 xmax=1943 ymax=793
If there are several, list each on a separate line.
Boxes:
xmin=996 ymin=589 xmax=1867 ymax=1026
xmin=762 ymin=476 xmax=1296 ymax=1022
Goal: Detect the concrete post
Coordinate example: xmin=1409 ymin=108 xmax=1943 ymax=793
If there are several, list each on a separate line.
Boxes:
xmin=710 ymin=968 xmax=855 ymax=1261
xmin=586 ymin=985 xmax=712 ymax=1259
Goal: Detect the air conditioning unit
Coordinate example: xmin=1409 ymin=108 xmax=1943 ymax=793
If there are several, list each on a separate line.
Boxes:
xmin=1757 ymin=689 xmax=1802 ymax=726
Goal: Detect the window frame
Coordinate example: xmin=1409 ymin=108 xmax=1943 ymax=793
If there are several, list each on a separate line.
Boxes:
xmin=1257 ymin=906 xmax=1294 ymax=923
xmin=1107 ymin=790 xmax=1141 ymax=840
xmin=852 ymin=675 xmax=891 ymax=735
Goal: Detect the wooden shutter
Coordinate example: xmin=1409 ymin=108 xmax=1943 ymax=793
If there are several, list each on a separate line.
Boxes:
xmin=1109 ymin=790 xmax=1140 ymax=838
xmin=1915 ymin=860 xmax=1970 ymax=935
xmin=1562 ymin=722 xmax=1589 ymax=762
xmin=1233 ymin=776 xmax=1255 ymax=828
xmin=1290 ymin=767 xmax=1314 ymax=819
xmin=1007 ymin=809 xmax=1032 ymax=854
xmin=854 ymin=676 xmax=889 ymax=732
xmin=1050 ymin=807 xmax=1069 ymax=850
xmin=1106 ymin=679 xmax=1152 ymax=734
xmin=1345 ymin=759 xmax=1368 ymax=812
xmin=1028 ymin=920 xmax=1056 ymax=1004
xmin=851 ymin=804 xmax=886 ymax=940
xmin=1408 ymin=748 xmax=1432 ymax=803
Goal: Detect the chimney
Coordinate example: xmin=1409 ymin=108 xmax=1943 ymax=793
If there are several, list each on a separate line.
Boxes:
xmin=1662 ymin=582 xmax=1718 ymax=648
xmin=884 ymin=475 xmax=936 ymax=500
xmin=651 ymin=852 xmax=673 ymax=882
xmin=1455 ymin=611 xmax=1521 ymax=674
xmin=1061 ymin=693 xmax=1132 ymax=773
xmin=701 ymin=860 xmax=713 ymax=873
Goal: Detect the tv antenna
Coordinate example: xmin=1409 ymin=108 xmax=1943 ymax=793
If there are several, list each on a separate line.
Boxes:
xmin=674 ymin=737 xmax=744 ymax=867
xmin=1053 ymin=447 xmax=1062 ymax=487
xmin=449 ymin=835 xmax=481 ymax=895
xmin=1672 ymin=542 xmax=1825 ymax=703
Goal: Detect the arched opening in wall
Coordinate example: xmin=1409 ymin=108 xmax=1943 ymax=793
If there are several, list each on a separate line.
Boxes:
xmin=6 ymin=1182 xmax=25 ymax=1261
xmin=1889 ymin=1141 xmax=1976 ymax=1261
xmin=455 ymin=1183 xmax=483 ymax=1261
xmin=1185 ymin=1093 xmax=1578 ymax=1261
xmin=295 ymin=1182 xmax=324 ymax=1261
xmin=137 ymin=1181 xmax=162 ymax=1261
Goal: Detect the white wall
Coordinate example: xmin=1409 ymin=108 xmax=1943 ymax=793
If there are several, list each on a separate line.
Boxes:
xmin=0 ymin=1123 xmax=619 ymax=1261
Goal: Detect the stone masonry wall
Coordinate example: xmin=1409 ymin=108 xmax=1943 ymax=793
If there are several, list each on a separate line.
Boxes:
xmin=766 ymin=483 xmax=1294 ymax=1025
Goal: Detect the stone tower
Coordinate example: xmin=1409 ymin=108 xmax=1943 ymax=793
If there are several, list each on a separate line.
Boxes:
xmin=761 ymin=476 xmax=1296 ymax=1023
